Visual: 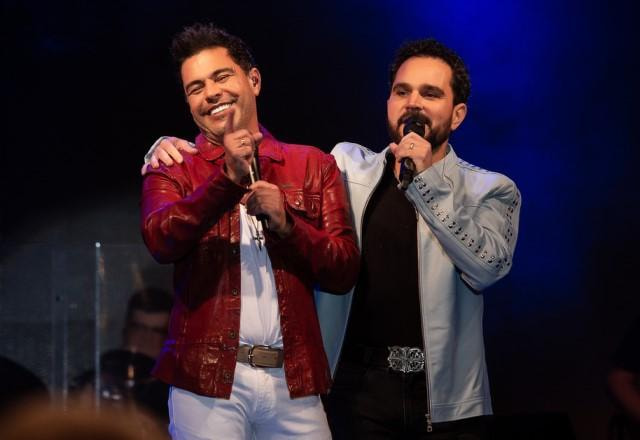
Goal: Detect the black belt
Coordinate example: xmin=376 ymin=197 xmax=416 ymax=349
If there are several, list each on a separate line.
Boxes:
xmin=237 ymin=345 xmax=284 ymax=368
xmin=342 ymin=344 xmax=425 ymax=373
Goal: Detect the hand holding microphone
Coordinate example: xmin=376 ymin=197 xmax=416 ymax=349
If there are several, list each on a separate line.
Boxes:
xmin=398 ymin=114 xmax=430 ymax=190
xmin=246 ymin=161 xmax=293 ymax=238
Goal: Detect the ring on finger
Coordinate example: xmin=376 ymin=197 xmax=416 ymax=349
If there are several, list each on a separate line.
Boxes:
xmin=409 ymin=143 xmax=415 ymax=150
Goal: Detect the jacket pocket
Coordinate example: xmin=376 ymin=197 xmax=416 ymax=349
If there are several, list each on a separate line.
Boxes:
xmin=283 ymin=190 xmax=321 ymax=225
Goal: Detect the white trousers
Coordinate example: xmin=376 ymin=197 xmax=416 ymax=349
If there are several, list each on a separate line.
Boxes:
xmin=168 ymin=362 xmax=331 ymax=439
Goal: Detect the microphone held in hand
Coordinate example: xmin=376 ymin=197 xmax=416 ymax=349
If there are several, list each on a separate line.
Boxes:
xmin=399 ymin=115 xmax=427 ymax=190
xmin=248 ymin=143 xmax=269 ymax=231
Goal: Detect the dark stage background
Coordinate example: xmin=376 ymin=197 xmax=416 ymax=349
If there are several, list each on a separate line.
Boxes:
xmin=1 ymin=1 xmax=639 ymax=439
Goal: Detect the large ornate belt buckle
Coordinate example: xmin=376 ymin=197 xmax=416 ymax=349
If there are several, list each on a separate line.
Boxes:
xmin=387 ymin=346 xmax=425 ymax=373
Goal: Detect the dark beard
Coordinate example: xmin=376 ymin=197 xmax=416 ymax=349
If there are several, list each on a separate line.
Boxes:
xmin=386 ymin=115 xmax=452 ymax=154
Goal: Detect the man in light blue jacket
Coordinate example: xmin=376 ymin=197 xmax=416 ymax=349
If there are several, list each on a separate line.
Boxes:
xmin=316 ymin=38 xmax=520 ymax=439
xmin=144 ymin=37 xmax=521 ymax=440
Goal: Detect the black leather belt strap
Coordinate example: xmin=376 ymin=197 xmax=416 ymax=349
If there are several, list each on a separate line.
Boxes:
xmin=237 ymin=345 xmax=284 ymax=368
xmin=342 ymin=344 xmax=425 ymax=372
xmin=342 ymin=344 xmax=390 ymax=368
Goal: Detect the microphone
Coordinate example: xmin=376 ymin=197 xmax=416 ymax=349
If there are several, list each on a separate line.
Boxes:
xmin=399 ymin=116 xmax=427 ymax=190
xmin=248 ymin=143 xmax=269 ymax=231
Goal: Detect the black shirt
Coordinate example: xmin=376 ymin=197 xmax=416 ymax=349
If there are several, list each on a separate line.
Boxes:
xmin=343 ymin=153 xmax=423 ymax=350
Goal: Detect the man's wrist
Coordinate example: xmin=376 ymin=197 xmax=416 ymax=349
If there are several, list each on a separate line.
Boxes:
xmin=270 ymin=211 xmax=293 ymax=239
xmin=222 ymin=163 xmax=246 ymax=186
xmin=274 ymin=220 xmax=293 ymax=238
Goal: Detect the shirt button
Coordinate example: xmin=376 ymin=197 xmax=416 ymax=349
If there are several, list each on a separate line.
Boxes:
xmin=228 ymin=330 xmax=237 ymax=339
xmin=231 ymin=288 xmax=238 ymax=296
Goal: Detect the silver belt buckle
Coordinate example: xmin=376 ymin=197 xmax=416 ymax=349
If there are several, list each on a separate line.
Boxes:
xmin=387 ymin=346 xmax=425 ymax=373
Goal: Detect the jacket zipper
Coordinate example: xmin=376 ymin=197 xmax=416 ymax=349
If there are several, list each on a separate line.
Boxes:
xmin=415 ymin=210 xmax=433 ymax=432
xmin=419 ymin=148 xmax=453 ymax=432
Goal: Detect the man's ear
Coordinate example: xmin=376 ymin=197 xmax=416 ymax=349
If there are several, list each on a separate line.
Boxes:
xmin=451 ymin=103 xmax=467 ymax=131
xmin=249 ymin=68 xmax=261 ymax=95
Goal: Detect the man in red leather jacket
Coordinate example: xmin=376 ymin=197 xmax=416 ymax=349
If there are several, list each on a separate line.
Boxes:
xmin=141 ymin=23 xmax=359 ymax=439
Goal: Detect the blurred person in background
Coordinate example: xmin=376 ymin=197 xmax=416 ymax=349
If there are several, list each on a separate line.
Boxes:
xmin=0 ymin=356 xmax=49 ymax=417
xmin=72 ymin=287 xmax=172 ymax=422
xmin=0 ymin=399 xmax=167 ymax=440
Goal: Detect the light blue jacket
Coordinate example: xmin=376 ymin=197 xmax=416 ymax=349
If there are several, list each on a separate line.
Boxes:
xmin=315 ymin=142 xmax=521 ymax=423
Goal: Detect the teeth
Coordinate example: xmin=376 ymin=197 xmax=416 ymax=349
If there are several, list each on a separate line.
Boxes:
xmin=210 ymin=103 xmax=231 ymax=115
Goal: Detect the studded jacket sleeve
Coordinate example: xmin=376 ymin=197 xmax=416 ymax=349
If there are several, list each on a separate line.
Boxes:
xmin=406 ymin=157 xmax=521 ymax=291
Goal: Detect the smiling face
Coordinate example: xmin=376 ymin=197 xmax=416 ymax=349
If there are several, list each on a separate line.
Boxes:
xmin=181 ymin=47 xmax=261 ymax=144
xmin=387 ymin=56 xmax=467 ymax=155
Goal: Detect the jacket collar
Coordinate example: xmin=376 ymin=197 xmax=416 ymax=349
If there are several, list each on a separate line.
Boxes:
xmin=194 ymin=125 xmax=284 ymax=163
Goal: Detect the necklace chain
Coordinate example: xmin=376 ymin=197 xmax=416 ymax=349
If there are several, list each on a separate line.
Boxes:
xmin=247 ymin=214 xmax=265 ymax=250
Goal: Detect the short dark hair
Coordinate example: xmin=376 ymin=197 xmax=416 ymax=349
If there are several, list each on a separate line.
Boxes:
xmin=170 ymin=23 xmax=256 ymax=73
xmin=125 ymin=287 xmax=172 ymax=324
xmin=389 ymin=39 xmax=471 ymax=105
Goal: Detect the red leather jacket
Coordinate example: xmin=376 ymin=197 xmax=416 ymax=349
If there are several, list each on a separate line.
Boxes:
xmin=141 ymin=129 xmax=359 ymax=398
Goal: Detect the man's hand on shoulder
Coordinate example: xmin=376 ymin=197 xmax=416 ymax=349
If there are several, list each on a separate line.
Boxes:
xmin=141 ymin=136 xmax=198 ymax=175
